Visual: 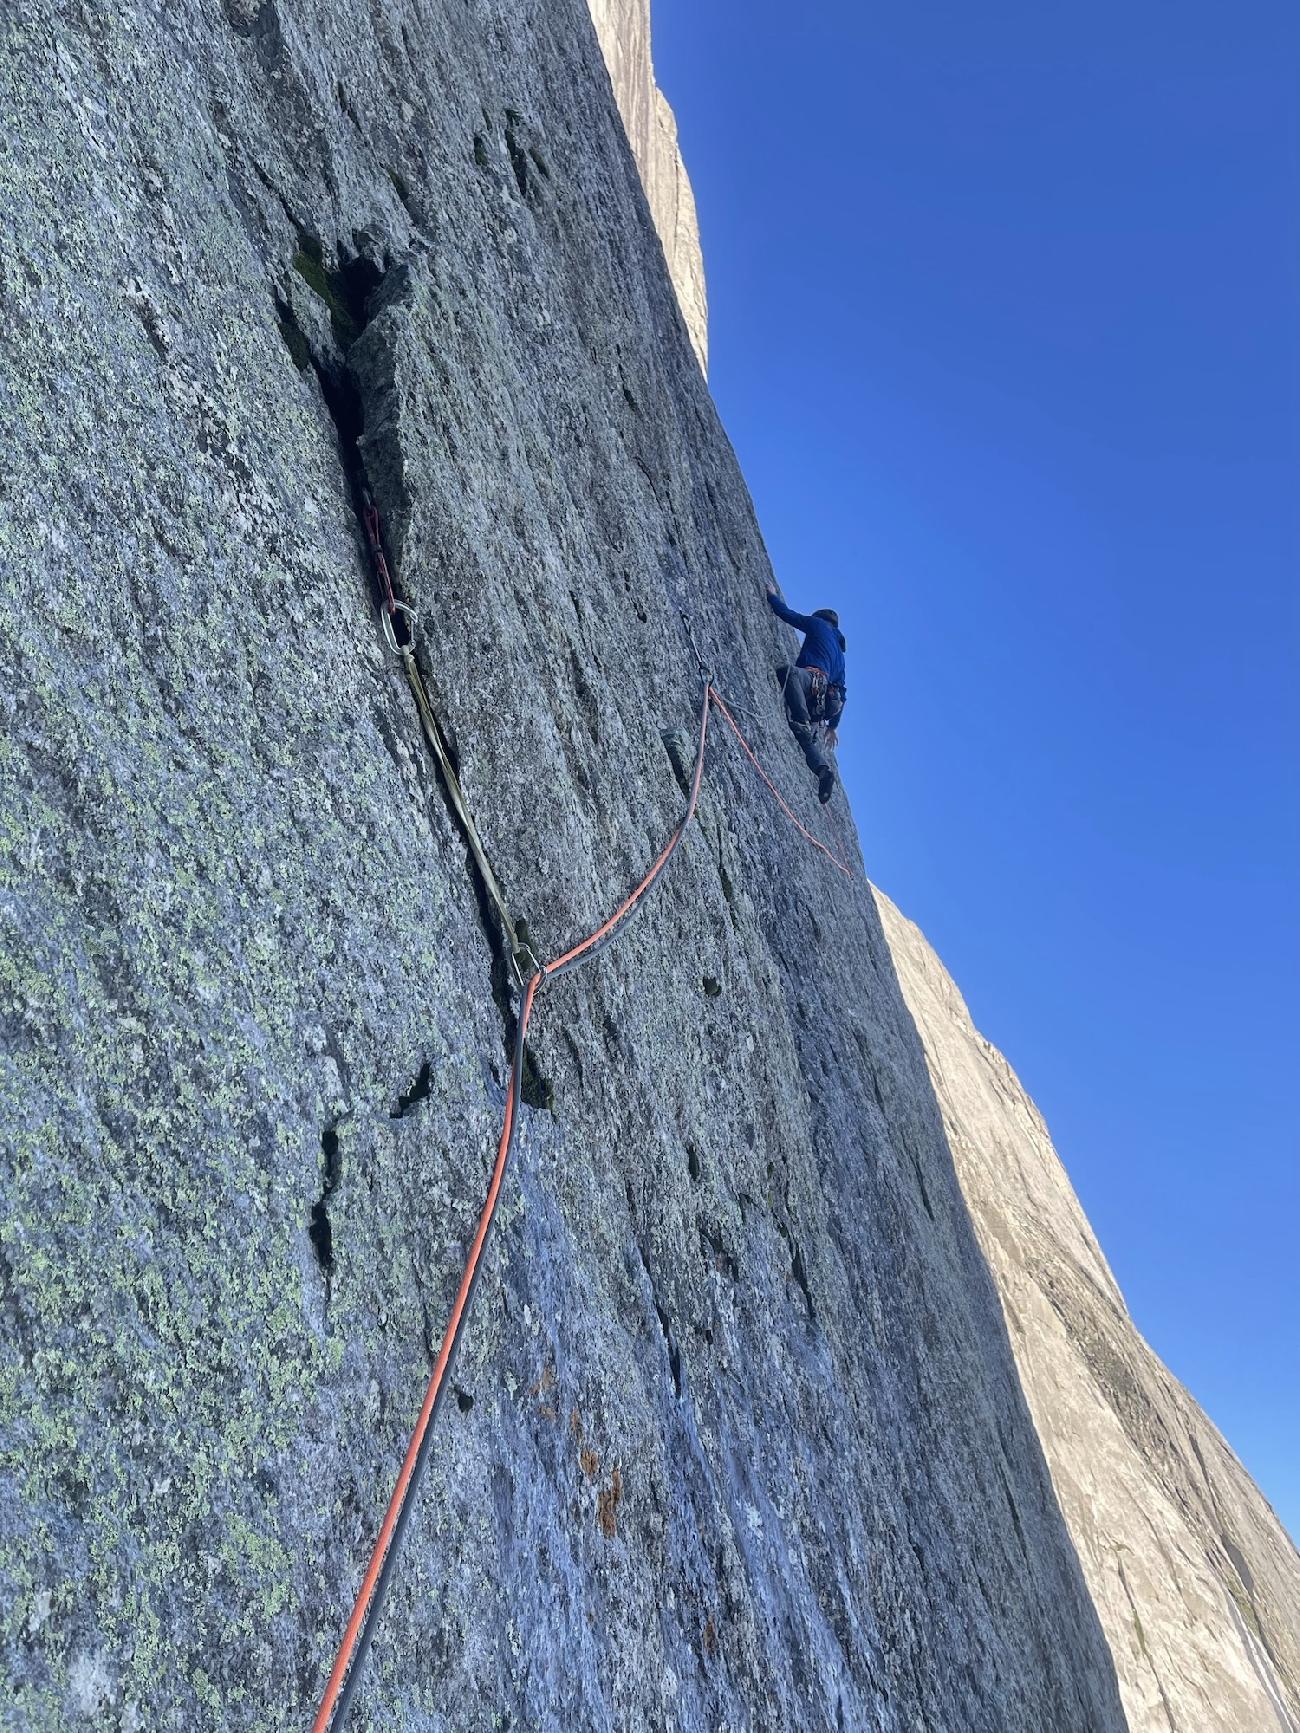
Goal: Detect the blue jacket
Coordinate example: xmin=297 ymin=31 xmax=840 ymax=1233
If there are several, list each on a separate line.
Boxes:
xmin=767 ymin=592 xmax=847 ymax=711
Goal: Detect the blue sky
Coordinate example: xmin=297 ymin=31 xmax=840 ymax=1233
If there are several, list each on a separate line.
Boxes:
xmin=652 ymin=0 xmax=1299 ymax=1536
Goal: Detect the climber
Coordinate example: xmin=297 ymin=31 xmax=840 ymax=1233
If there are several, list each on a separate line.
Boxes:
xmin=765 ymin=582 xmax=846 ymax=804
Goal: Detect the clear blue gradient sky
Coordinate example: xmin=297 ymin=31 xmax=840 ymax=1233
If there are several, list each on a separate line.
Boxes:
xmin=652 ymin=0 xmax=1299 ymax=1536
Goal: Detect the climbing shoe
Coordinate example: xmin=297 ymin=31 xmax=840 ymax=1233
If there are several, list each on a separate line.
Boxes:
xmin=817 ymin=767 xmax=835 ymax=804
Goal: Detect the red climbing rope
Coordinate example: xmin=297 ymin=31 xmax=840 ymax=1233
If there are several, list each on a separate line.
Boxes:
xmin=312 ymin=669 xmax=853 ymax=1731
xmin=546 ymin=682 xmax=711 ymax=976
xmin=362 ymin=493 xmax=414 ymax=651
xmin=310 ymin=979 xmax=539 ymax=1733
xmin=708 ymin=688 xmax=855 ymax=878
xmin=312 ymin=685 xmax=710 ymax=1733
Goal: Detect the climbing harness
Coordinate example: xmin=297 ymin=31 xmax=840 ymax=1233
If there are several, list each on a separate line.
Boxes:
xmin=768 ymin=589 xmax=842 ymax=737
xmin=312 ymin=536 xmax=852 ymax=1732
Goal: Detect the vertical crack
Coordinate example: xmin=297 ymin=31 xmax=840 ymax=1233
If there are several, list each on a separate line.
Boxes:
xmin=653 ymin=1298 xmax=683 ymax=1400
xmin=1117 ymin=1558 xmax=1180 ymax=1732
xmin=790 ymin=1238 xmax=816 ymax=1324
xmin=274 ymin=241 xmax=551 ymax=1113
xmin=309 ymin=1121 xmax=342 ymax=1296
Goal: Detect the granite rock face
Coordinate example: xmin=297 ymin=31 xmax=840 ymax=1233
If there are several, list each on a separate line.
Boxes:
xmin=877 ymin=891 xmax=1300 ymax=1733
xmin=0 ymin=3 xmax=1125 ymax=1730
xmin=587 ymin=0 xmax=708 ymax=373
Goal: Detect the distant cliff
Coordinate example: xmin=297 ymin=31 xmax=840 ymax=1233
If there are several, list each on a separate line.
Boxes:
xmin=879 ymin=891 xmax=1300 ymax=1732
xmin=588 ymin=0 xmax=708 ymax=372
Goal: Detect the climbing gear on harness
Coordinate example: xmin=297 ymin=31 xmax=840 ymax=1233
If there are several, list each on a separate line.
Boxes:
xmin=799 ymin=666 xmax=843 ymax=728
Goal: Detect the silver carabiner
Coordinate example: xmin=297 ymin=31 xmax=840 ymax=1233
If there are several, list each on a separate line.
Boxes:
xmin=680 ymin=609 xmax=713 ymax=684
xmin=380 ymin=599 xmax=416 ymax=654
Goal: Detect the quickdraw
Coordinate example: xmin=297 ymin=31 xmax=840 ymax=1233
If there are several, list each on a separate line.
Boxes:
xmin=360 ymin=498 xmax=532 ymax=984
xmin=362 ymin=492 xmax=414 ymax=653
xmin=679 ymin=607 xmax=714 ymax=686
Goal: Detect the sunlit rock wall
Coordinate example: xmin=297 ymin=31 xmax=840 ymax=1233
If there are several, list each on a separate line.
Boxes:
xmin=878 ymin=889 xmax=1300 ymax=1733
xmin=587 ymin=0 xmax=708 ymax=372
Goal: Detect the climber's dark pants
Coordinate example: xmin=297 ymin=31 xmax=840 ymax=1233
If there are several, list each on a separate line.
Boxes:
xmin=778 ymin=666 xmax=833 ymax=780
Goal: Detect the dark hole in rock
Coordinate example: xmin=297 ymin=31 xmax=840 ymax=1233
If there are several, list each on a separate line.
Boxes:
xmin=521 ymin=1046 xmax=554 ymax=1111
xmin=791 ymin=1241 xmax=816 ymax=1323
xmin=278 ymin=249 xmax=410 ymax=644
xmin=335 ymin=81 xmax=360 ymax=125
xmin=273 ymin=296 xmax=312 ymax=372
xmin=392 ymin=1059 xmax=432 ymax=1118
xmin=387 ymin=166 xmax=414 ymax=214
xmin=309 ymin=1123 xmax=341 ymax=1277
xmin=320 ymin=1122 xmax=341 ymax=1187
xmin=308 ymin=1200 xmax=333 ymax=1275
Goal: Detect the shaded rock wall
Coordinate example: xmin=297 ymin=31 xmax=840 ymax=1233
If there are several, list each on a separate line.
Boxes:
xmin=587 ymin=0 xmax=708 ymax=373
xmin=1 ymin=2 xmax=1121 ymax=1729
xmin=878 ymin=890 xmax=1300 ymax=1733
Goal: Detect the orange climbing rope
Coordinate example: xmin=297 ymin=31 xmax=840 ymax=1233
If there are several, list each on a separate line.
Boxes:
xmin=708 ymin=688 xmax=855 ymax=879
xmin=310 ymin=977 xmax=539 ymax=1733
xmin=546 ymin=681 xmax=711 ymax=976
xmin=313 ymin=685 xmax=710 ymax=1732
xmin=312 ymin=667 xmax=853 ymax=1731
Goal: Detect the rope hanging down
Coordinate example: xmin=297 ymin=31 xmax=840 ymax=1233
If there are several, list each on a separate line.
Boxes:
xmin=312 ymin=559 xmax=853 ymax=1731
xmin=312 ymin=683 xmax=710 ymax=1733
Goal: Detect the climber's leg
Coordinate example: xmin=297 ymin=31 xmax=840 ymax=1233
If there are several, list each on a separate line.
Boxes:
xmin=778 ymin=668 xmax=830 ymax=773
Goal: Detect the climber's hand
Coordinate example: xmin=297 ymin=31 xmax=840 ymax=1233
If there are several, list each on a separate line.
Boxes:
xmin=825 ymin=728 xmax=838 ymax=749
xmin=766 ymin=580 xmax=778 ymax=597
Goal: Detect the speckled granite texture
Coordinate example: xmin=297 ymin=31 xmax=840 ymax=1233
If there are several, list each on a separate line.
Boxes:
xmin=1 ymin=3 xmax=1125 ymax=1729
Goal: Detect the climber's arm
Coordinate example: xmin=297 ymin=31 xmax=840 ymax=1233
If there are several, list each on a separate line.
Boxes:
xmin=766 ymin=587 xmax=816 ymax=633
